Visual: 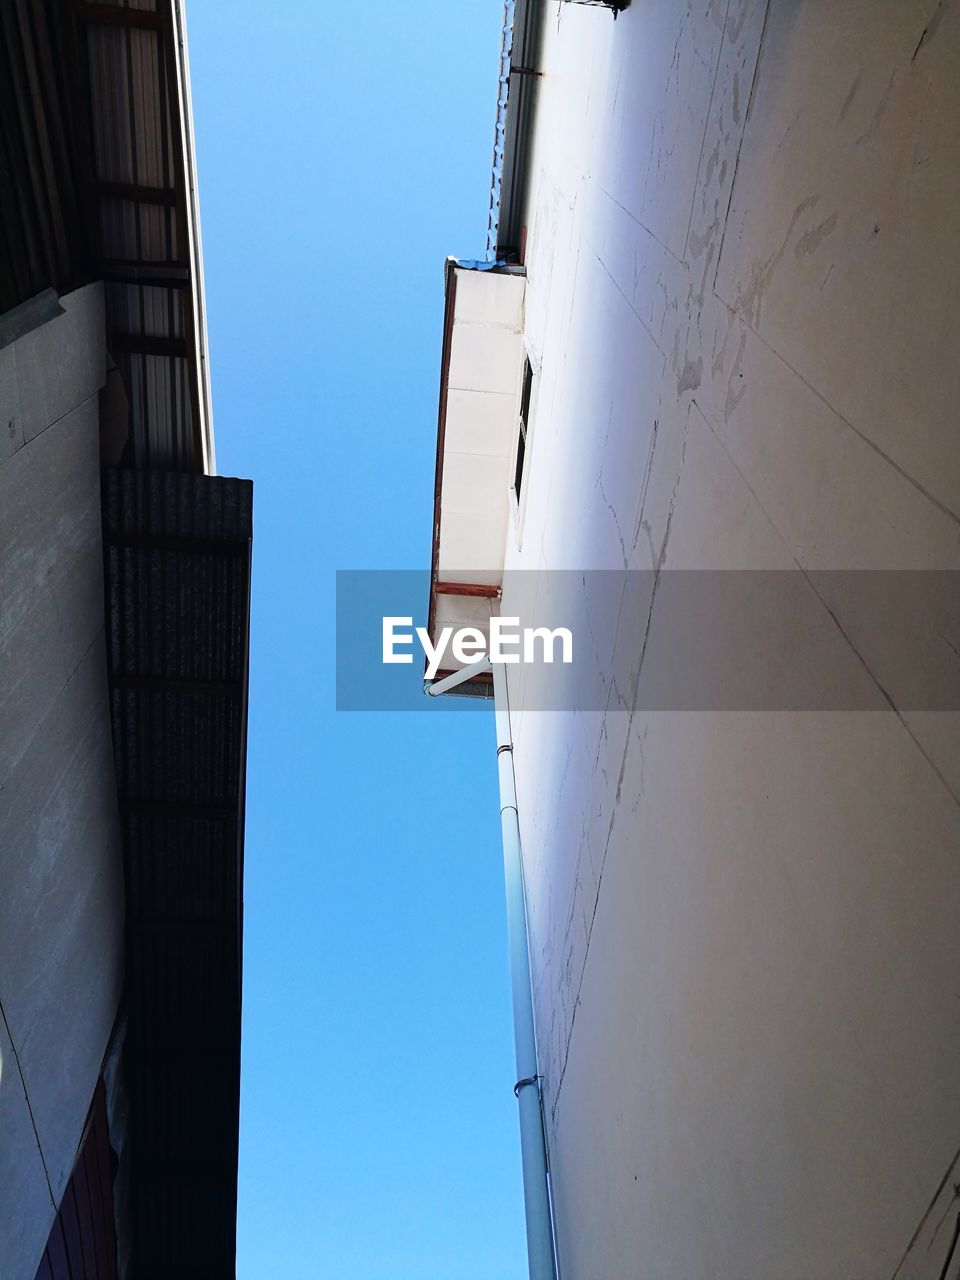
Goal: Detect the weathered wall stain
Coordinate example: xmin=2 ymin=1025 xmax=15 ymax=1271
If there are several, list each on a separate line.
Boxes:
xmin=795 ymin=209 xmax=839 ymax=257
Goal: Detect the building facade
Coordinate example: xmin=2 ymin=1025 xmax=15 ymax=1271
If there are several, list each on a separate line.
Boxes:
xmin=0 ymin=4 xmax=250 ymax=1277
xmin=429 ymin=2 xmax=960 ymax=1276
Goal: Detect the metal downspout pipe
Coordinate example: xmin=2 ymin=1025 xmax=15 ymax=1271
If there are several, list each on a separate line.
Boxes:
xmin=492 ymin=660 xmax=559 ymax=1280
xmin=426 ymin=657 xmax=558 ymax=1277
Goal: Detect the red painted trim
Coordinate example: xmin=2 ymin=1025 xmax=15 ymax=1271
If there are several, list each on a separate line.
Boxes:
xmin=435 ymin=581 xmax=500 ymax=598
xmin=427 ymin=263 xmax=459 ymax=659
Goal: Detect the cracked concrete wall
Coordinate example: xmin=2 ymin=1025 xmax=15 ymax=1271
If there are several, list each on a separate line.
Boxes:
xmin=502 ymin=3 xmax=960 ymax=1277
xmin=0 ymin=285 xmax=125 ymax=1278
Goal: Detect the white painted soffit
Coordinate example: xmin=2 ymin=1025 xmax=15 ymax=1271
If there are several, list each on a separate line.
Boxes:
xmin=433 ymin=265 xmax=525 ymax=593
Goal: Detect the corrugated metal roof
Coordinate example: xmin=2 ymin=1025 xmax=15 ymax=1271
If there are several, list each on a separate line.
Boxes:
xmin=102 ymin=468 xmax=251 ymax=1278
xmin=484 ymin=0 xmax=544 ymax=262
xmin=0 ymin=0 xmax=88 ymax=305
xmin=484 ymin=1 xmax=514 ymax=259
xmin=0 ymin=0 xmax=214 ymax=472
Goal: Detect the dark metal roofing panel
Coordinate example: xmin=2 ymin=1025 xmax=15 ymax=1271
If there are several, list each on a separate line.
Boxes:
xmin=102 ymin=468 xmax=252 ymax=1279
xmin=0 ymin=0 xmax=213 ymax=472
xmin=0 ymin=0 xmax=87 ymax=306
xmin=83 ymin=5 xmax=202 ymax=470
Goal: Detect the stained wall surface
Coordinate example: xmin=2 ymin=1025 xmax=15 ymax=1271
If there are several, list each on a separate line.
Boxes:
xmin=502 ymin=4 xmax=960 ymax=1276
xmin=0 ymin=285 xmax=124 ymax=1278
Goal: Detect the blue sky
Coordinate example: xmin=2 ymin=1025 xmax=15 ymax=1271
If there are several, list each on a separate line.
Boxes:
xmin=187 ymin=3 xmax=525 ymax=1276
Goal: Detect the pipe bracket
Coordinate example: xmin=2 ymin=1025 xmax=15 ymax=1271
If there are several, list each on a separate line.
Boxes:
xmin=514 ymin=1074 xmax=541 ymax=1098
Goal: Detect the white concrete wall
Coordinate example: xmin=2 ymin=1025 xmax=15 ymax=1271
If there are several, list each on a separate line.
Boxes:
xmin=503 ymin=3 xmax=960 ymax=1276
xmin=0 ymin=285 xmax=124 ymax=1278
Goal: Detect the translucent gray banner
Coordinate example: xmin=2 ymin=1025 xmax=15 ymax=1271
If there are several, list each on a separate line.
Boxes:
xmin=335 ymin=570 xmax=959 ymax=712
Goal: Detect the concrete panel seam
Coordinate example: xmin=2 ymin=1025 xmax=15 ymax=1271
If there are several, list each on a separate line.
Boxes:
xmin=0 ymin=997 xmax=56 ymax=1209
xmin=7 ymin=631 xmax=107 ymax=790
xmin=550 ymin=406 xmax=695 ymax=1119
xmin=589 ymin=245 xmax=668 ymax=358
xmin=8 ymin=389 xmax=102 ymax=456
xmin=596 ymin=185 xmax=685 ymax=268
xmin=710 ymin=291 xmax=960 ymax=527
xmin=692 ymin=396 xmax=960 ymax=807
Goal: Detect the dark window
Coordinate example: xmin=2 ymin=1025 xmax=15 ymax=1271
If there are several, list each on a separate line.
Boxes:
xmin=514 ymin=357 xmax=534 ymax=501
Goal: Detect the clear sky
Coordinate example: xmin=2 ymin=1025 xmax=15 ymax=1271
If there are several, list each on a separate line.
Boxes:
xmin=186 ymin=3 xmax=525 ymax=1277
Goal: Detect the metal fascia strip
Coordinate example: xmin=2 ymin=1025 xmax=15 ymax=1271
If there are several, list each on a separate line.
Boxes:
xmin=170 ymin=0 xmax=215 ymax=474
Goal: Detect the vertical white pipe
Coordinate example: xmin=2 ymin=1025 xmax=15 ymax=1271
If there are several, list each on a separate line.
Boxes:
xmin=493 ymin=661 xmax=559 ymax=1280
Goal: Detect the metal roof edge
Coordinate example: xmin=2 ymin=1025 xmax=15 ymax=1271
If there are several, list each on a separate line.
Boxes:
xmin=487 ymin=0 xmax=546 ymax=262
xmin=427 ymin=259 xmax=460 ymax=649
xmin=172 ymin=0 xmax=216 ymax=475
